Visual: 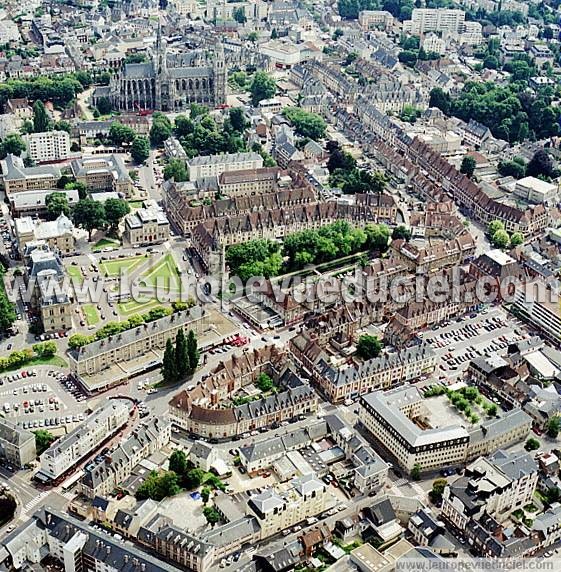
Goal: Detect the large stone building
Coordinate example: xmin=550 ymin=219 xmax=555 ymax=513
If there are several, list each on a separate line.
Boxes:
xmin=0 ymin=418 xmax=36 ymax=468
xmin=99 ymin=28 xmax=226 ymax=112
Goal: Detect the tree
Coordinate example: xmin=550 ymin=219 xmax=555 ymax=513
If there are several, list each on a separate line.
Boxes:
xmin=109 ymin=122 xmax=136 ymax=147
xmin=411 ymin=464 xmax=421 ymax=481
xmin=34 ymin=429 xmax=55 ymax=455
xmin=429 ymin=87 xmax=451 ymax=114
xmin=547 ymin=417 xmax=560 ymax=439
xmin=282 ymin=107 xmax=327 ymax=140
xmin=72 ymin=199 xmax=107 ymax=240
xmin=68 ymin=333 xmax=94 ymax=349
xmin=356 ymin=334 xmax=382 ymax=360
xmin=429 ymin=478 xmax=447 ymax=504
xmin=527 ymin=149 xmax=554 ymax=178
xmin=32 ymin=340 xmax=57 ymax=357
xmin=150 ymin=112 xmax=173 ymax=146
xmin=186 ymin=330 xmax=199 ymax=374
xmin=365 ymin=223 xmax=390 ymax=252
xmin=483 ymin=54 xmax=499 ymax=69
xmin=392 ymin=226 xmax=411 ymax=241
xmin=175 ymin=329 xmax=190 ymax=380
xmin=203 ymin=506 xmax=221 ymax=524
xmin=136 ymin=471 xmax=181 ymax=500
xmin=228 ymin=107 xmax=248 ymax=133
xmin=184 ymin=467 xmax=206 ymax=489
xmin=487 ymin=403 xmax=498 ymax=417
xmin=54 ymin=120 xmax=71 ymax=134
xmin=163 ymin=158 xmax=189 ymax=182
xmin=510 ymin=232 xmax=523 ymax=247
xmin=491 ymin=229 xmax=510 ymax=249
xmin=247 ymin=31 xmax=258 ymax=43
xmin=0 ymin=133 xmax=26 ymax=158
xmin=45 ymin=191 xmax=70 ymax=220
xmin=249 ymin=72 xmax=276 ymax=106
xmin=256 ymin=373 xmax=274 ymax=392
xmin=96 ymin=96 xmax=112 ymax=115
xmin=232 ymin=6 xmax=246 ymax=23
xmin=460 ymin=155 xmax=476 ymax=178
xmin=488 ymin=220 xmax=505 ymax=236
xmin=33 ymin=100 xmax=52 ymax=132
xmin=104 ymin=198 xmax=130 ymax=231
xmin=169 ymin=450 xmax=188 ymax=475
xmin=162 ymin=338 xmax=177 ymax=385
xmin=498 ymin=159 xmax=526 ymax=179
xmin=201 ymin=486 xmax=211 ymax=504
xmin=525 ymin=437 xmax=540 ymax=451
xmin=545 ymin=487 xmax=561 ymax=505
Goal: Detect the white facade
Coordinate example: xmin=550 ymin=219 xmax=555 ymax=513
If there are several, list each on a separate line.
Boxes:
xmin=39 ymin=401 xmax=129 ymax=480
xmin=187 ymin=152 xmax=263 ymax=181
xmin=24 ymin=130 xmax=71 ymax=163
xmin=422 ymin=33 xmax=446 ymax=55
xmin=404 ymin=8 xmax=465 ymax=35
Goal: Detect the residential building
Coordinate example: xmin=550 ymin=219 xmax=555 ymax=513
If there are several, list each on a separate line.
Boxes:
xmin=248 ymin=475 xmax=329 ymax=538
xmin=217 ymin=167 xmax=281 ymax=197
xmin=80 ymin=416 xmax=171 ymax=498
xmin=0 ymin=418 xmax=36 ymax=468
xmin=513 ymin=176 xmax=558 ymax=205
xmin=1 ymin=154 xmax=61 ymax=194
xmin=14 ymin=214 xmax=75 ymax=256
xmin=404 ymin=8 xmax=466 ymax=35
xmin=27 ymin=245 xmax=73 ymax=333
xmin=187 ymin=152 xmax=263 ymax=182
xmin=123 ymin=204 xmax=170 ymax=246
xmin=70 ymin=155 xmax=133 ymax=196
xmin=532 ymin=503 xmax=561 ymax=550
xmin=441 ymin=451 xmax=538 ymax=531
xmin=23 ymin=130 xmax=71 ymax=163
xmin=38 ymin=400 xmax=130 ymax=481
xmin=422 ymin=33 xmax=446 ymax=55
xmin=358 ymin=10 xmax=394 ymax=31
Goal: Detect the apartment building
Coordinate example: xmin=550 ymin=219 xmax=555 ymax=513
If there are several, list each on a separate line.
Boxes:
xmin=187 ymin=151 xmax=263 ymax=182
xmin=38 ymin=400 xmax=130 ymax=481
xmin=0 ymin=507 xmax=184 ymax=572
xmin=1 ymin=154 xmax=61 ymax=194
xmin=217 ymin=167 xmax=280 ymax=197
xmin=360 ymin=387 xmax=470 ymax=474
xmin=358 ymin=10 xmax=394 ymax=30
xmin=68 ymin=308 xmax=208 ymax=390
xmin=248 ymin=475 xmax=328 ymax=538
xmin=532 ymin=504 xmax=561 ymax=550
xmin=24 ymin=130 xmax=71 ymax=163
xmin=290 ymin=333 xmax=437 ymax=403
xmin=442 ymin=451 xmax=538 ymax=531
xmin=27 ymin=245 xmax=73 ymax=333
xmin=123 ymin=204 xmax=170 ymax=246
xmin=80 ymin=417 xmax=171 ymax=498
xmin=404 ymin=8 xmax=466 ymax=34
xmin=169 ymin=347 xmax=318 ymax=438
xmin=0 ymin=418 xmax=36 ymax=468
xmin=15 ymin=214 xmax=75 ymax=256
xmin=70 ymin=155 xmax=133 ymax=196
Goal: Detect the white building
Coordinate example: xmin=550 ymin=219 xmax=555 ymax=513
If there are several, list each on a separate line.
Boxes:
xmin=404 ymin=8 xmax=466 ymax=35
xmin=442 ymin=451 xmax=538 ymax=531
xmin=24 ymin=130 xmax=71 ymax=163
xmin=358 ymin=10 xmax=394 ymax=31
xmin=38 ymin=400 xmax=129 ymax=480
xmin=187 ymin=152 xmax=263 ymax=182
xmin=513 ymin=176 xmax=558 ymax=205
xmin=123 ymin=204 xmax=170 ymax=246
xmin=422 ymin=33 xmax=446 ymax=55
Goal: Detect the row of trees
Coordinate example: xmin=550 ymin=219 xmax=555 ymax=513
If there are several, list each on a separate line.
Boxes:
xmin=71 ymin=197 xmax=130 ymax=240
xmin=0 ymin=264 xmax=17 ymax=334
xmin=68 ymin=305 xmax=181 ymax=349
xmin=105 ymin=122 xmax=150 ymax=163
xmin=429 ymin=83 xmax=561 ymax=143
xmin=487 ymin=220 xmax=523 ymax=250
xmin=0 ymin=342 xmax=60 ymax=372
xmin=162 ymin=329 xmax=200 ymax=384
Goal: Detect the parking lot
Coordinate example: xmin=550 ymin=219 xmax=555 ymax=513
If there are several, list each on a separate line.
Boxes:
xmin=421 ymin=308 xmax=527 ymax=381
xmin=0 ymin=365 xmax=89 ymax=432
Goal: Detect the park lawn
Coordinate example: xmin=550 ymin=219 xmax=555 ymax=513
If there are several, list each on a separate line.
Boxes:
xmin=92 ymin=237 xmax=121 ymax=253
xmin=117 ymin=297 xmax=163 ymax=317
xmin=141 ymin=254 xmax=181 ymax=291
xmin=100 ymin=255 xmax=148 ymax=277
xmin=82 ymin=304 xmax=100 ymax=326
xmin=66 ymin=265 xmax=83 ymax=284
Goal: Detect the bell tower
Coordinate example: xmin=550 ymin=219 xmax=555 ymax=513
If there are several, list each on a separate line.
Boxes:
xmin=213 ymin=43 xmax=227 ymax=106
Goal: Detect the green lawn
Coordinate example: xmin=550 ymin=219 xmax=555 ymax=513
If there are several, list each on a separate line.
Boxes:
xmin=92 ymin=237 xmax=121 ymax=253
xmin=117 ymin=298 xmax=163 ymax=317
xmin=82 ymin=304 xmax=100 ymax=326
xmin=128 ymin=201 xmax=144 ymax=209
xmin=1 ymin=355 xmax=67 ymax=374
xmin=67 ymin=265 xmax=83 ymax=284
xmin=140 ymin=254 xmax=181 ymax=290
xmin=100 ymin=255 xmax=148 ymax=277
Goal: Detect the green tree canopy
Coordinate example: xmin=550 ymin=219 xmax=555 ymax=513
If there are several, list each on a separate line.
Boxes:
xmin=33 ymin=100 xmax=52 ymax=132
xmin=163 ymin=158 xmax=189 ymax=182
xmin=249 ymin=72 xmax=276 ymax=106
xmin=131 ymin=136 xmax=150 ymax=164
xmin=72 ymin=199 xmax=107 ymax=240
xmin=356 ymin=334 xmax=382 ymax=360
xmin=460 ymin=155 xmax=477 ymax=178
xmin=282 ymin=107 xmax=327 ymax=139
xmin=104 ymin=198 xmax=130 ymax=230
xmin=45 ymin=191 xmax=70 ymax=220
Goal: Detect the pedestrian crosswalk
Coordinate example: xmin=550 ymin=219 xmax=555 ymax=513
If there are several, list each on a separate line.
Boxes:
xmin=21 ymin=491 xmax=49 ymax=515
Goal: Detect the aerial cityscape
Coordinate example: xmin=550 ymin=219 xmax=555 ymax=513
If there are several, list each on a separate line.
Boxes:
xmin=0 ymin=1 xmax=561 ymax=571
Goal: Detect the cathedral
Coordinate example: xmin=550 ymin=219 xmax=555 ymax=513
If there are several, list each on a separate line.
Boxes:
xmin=105 ymin=29 xmax=226 ymax=112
